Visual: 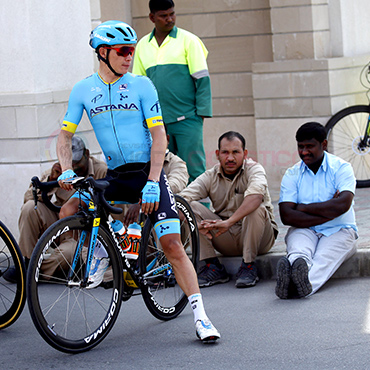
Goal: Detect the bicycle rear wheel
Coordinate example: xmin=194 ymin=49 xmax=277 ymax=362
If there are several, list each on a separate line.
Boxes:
xmin=0 ymin=221 xmax=26 ymax=329
xmin=27 ymin=215 xmax=123 ymax=353
xmin=325 ymin=105 xmax=370 ymax=187
xmin=139 ymin=195 xmax=199 ymax=321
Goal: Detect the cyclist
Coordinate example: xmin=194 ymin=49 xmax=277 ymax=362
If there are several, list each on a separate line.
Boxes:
xmin=56 ymin=20 xmax=220 ymax=343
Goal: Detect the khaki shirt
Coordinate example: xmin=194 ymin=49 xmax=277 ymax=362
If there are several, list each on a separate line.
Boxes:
xmin=24 ymin=156 xmax=108 ymax=206
xmin=163 ymin=151 xmax=189 ymax=194
xmin=180 ymin=158 xmax=278 ymax=231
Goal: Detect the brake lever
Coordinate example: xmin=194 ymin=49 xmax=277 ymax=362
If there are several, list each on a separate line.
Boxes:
xmin=32 ymin=183 xmax=38 ymax=210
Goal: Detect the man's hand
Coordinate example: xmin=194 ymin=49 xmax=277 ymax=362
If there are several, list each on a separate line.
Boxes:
xmin=198 ymin=222 xmax=213 ymax=240
xmin=200 ymin=219 xmax=232 ymax=238
xmin=123 ymin=204 xmax=140 ymax=226
xmin=49 ymin=163 xmax=62 ymax=181
xmin=141 ymin=180 xmax=160 ymax=215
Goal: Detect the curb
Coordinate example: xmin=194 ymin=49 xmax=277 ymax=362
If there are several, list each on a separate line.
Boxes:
xmin=219 ymin=249 xmax=370 ymax=281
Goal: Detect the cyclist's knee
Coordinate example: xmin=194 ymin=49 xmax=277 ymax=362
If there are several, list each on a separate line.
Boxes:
xmin=59 ymin=198 xmax=82 ymax=219
xmin=160 ymin=234 xmax=183 ymax=257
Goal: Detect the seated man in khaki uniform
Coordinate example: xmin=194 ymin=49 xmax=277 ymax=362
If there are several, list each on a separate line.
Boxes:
xmin=180 ymin=131 xmax=278 ymax=288
xmin=3 ymin=136 xmax=107 ymax=282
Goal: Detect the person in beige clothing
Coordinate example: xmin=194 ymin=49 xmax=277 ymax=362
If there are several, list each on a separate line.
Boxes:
xmin=3 ymin=137 xmax=107 ymax=282
xmin=180 ymin=131 xmax=278 ymax=288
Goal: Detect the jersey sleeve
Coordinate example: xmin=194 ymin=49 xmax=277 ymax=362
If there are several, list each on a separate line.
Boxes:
xmin=186 ymin=36 xmax=212 ymax=118
xmin=138 ymin=76 xmax=164 ymax=128
xmin=61 ymin=82 xmax=86 ymax=133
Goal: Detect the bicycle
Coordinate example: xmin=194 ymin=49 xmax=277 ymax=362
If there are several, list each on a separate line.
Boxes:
xmin=26 ymin=176 xmax=199 ymax=353
xmin=0 ymin=220 xmax=26 ymax=329
xmin=325 ymin=60 xmax=370 ymax=187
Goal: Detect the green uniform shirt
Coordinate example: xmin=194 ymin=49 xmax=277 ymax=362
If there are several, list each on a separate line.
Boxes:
xmin=133 ymin=26 xmax=212 ymax=124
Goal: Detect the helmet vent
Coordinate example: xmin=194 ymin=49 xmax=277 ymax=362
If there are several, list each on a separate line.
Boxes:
xmin=106 ymin=32 xmax=115 ymax=39
xmin=116 ymin=27 xmax=130 ymax=38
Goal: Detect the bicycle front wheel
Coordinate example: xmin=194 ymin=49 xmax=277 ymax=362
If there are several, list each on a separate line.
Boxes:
xmin=27 ymin=215 xmax=123 ymax=353
xmin=325 ymin=105 xmax=370 ymax=187
xmin=139 ymin=195 xmax=199 ymax=321
xmin=0 ymin=221 xmax=26 ymax=329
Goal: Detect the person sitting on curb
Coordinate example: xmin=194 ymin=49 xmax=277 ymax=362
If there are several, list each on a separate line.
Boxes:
xmin=3 ymin=136 xmax=107 ymax=282
xmin=180 ymin=131 xmax=278 ymax=288
xmin=276 ymin=122 xmax=358 ymax=299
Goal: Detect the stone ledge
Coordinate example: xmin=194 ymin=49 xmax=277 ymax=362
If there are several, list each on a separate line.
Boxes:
xmin=218 ymin=248 xmax=370 ymax=280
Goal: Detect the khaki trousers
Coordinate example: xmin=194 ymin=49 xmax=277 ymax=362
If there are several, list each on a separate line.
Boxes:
xmin=18 ymin=200 xmax=75 ymax=276
xmin=190 ymin=201 xmax=277 ymax=263
xmin=18 ymin=200 xmax=59 ymax=259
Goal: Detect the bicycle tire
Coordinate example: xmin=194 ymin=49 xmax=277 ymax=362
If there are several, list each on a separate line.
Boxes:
xmin=325 ymin=104 xmax=370 ymax=187
xmin=27 ymin=215 xmax=123 ymax=353
xmin=139 ymin=195 xmax=199 ymax=321
xmin=0 ymin=221 xmax=26 ymax=329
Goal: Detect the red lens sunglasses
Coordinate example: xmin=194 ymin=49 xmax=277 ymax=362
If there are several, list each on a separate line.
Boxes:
xmin=105 ymin=46 xmax=135 ymax=57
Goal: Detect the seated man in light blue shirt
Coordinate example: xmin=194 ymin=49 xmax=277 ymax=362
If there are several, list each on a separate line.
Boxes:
xmin=276 ymin=122 xmax=358 ymax=299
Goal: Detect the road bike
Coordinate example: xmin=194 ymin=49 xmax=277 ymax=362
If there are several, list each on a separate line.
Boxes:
xmin=325 ymin=60 xmax=370 ymax=187
xmin=0 ymin=220 xmax=26 ymax=329
xmin=26 ymin=176 xmax=198 ymax=353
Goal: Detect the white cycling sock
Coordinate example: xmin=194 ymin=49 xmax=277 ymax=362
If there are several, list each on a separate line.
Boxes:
xmin=188 ymin=293 xmax=208 ymax=323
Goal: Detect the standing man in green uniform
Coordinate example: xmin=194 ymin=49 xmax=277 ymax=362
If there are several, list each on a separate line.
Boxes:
xmin=133 ymin=0 xmax=212 ymax=182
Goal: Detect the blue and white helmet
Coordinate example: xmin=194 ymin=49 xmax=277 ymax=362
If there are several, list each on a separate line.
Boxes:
xmin=90 ymin=20 xmax=137 ymax=49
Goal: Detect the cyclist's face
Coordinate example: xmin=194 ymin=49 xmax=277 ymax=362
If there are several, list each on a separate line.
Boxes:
xmin=103 ymin=44 xmax=135 ymax=75
xmin=150 ymin=8 xmax=176 ymax=33
xmin=216 ymin=138 xmax=247 ymax=176
xmin=297 ymin=138 xmax=327 ymax=168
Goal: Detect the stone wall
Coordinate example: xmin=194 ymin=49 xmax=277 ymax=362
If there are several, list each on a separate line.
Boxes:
xmin=131 ymin=0 xmax=273 ymax=169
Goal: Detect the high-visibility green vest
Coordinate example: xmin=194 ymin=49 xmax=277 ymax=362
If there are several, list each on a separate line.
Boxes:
xmin=133 ymin=26 xmax=212 ymax=124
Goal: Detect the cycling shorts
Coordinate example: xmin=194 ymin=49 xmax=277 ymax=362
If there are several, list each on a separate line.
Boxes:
xmin=72 ymin=162 xmax=180 ymax=238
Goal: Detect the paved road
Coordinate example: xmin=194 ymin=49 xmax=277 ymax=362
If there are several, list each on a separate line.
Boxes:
xmin=1 ymin=278 xmax=370 ymax=370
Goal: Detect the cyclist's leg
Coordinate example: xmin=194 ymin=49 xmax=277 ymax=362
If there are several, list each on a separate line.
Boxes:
xmin=151 ymin=172 xmax=220 ymax=341
xmin=59 ymin=193 xmax=90 ymax=218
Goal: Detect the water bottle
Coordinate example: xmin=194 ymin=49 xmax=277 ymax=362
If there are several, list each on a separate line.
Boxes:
xmin=126 ymin=222 xmax=142 ymax=260
xmin=110 ymin=219 xmax=131 ymax=251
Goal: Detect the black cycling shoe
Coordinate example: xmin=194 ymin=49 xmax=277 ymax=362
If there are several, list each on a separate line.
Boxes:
xmin=291 ymin=258 xmax=312 ymax=298
xmin=275 ymin=257 xmax=291 ymax=299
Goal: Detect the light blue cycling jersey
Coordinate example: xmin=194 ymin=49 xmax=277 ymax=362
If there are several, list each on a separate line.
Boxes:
xmin=62 ymin=72 xmax=163 ymax=170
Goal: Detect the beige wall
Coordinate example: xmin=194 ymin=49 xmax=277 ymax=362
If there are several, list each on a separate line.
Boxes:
xmin=131 ymin=0 xmax=273 ymax=170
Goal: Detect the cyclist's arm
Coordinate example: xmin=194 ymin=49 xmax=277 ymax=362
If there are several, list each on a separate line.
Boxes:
xmin=56 ymin=130 xmax=74 ymax=191
xmin=148 ymin=124 xmax=167 ymax=182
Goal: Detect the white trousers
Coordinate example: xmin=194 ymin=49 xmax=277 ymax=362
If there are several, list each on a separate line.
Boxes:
xmin=285 ymin=227 xmax=358 ymax=294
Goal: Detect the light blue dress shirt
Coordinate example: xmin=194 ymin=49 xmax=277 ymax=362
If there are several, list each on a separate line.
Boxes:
xmin=279 ymin=151 xmax=357 ymax=236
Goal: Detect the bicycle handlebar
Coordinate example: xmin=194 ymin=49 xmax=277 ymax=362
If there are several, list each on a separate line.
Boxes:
xmin=31 ymin=176 xmax=122 ymax=215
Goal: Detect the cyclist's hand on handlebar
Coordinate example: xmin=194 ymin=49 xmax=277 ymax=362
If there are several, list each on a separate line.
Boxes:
xmin=141 ymin=180 xmax=160 ymax=215
xmin=58 ymin=169 xmax=77 ymax=191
